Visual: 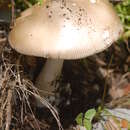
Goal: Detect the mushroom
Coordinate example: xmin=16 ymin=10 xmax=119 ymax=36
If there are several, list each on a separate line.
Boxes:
xmin=8 ymin=0 xmax=123 ymax=104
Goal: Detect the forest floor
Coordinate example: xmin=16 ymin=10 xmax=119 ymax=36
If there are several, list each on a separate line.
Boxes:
xmin=0 ymin=1 xmax=130 ymax=130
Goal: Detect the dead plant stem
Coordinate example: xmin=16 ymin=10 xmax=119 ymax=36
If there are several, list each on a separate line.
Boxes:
xmin=23 ymin=0 xmax=32 ymax=7
xmin=5 ymin=89 xmax=12 ymax=130
xmin=101 ymin=54 xmax=113 ymax=109
xmin=11 ymin=0 xmax=15 ymax=27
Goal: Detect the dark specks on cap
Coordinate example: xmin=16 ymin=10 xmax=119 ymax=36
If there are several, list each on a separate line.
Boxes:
xmin=79 ymin=8 xmax=85 ymax=12
xmin=67 ymin=8 xmax=72 ymax=13
xmin=78 ymin=18 xmax=82 ymax=24
xmin=63 ymin=25 xmax=66 ymax=28
xmin=63 ymin=13 xmax=66 ymax=17
xmin=50 ymin=11 xmax=53 ymax=14
xmin=66 ymin=17 xmax=70 ymax=20
xmin=60 ymin=6 xmax=64 ymax=9
xmin=48 ymin=11 xmax=53 ymax=18
xmin=46 ymin=5 xmax=49 ymax=8
xmin=47 ymin=1 xmax=88 ymax=27
xmin=48 ymin=15 xmax=52 ymax=18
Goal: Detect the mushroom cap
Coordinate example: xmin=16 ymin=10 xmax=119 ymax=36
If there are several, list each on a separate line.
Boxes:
xmin=9 ymin=0 xmax=123 ymax=59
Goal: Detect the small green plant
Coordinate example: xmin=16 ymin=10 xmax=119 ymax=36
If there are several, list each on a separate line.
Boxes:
xmin=115 ymin=0 xmax=130 ymax=39
xmin=37 ymin=0 xmax=44 ymax=5
xmin=75 ymin=107 xmax=108 ymax=130
xmin=15 ymin=0 xmax=44 ymax=10
xmin=76 ymin=107 xmax=130 ymax=130
xmin=76 ymin=109 xmax=96 ymax=130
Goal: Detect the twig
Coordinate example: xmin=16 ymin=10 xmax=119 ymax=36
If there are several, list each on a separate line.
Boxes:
xmin=124 ymin=40 xmax=130 ymax=53
xmin=11 ymin=0 xmax=15 ymax=27
xmin=0 ymin=37 xmax=6 ymax=43
xmin=23 ymin=0 xmax=32 ymax=7
xmin=101 ymin=55 xmax=113 ymax=108
xmin=5 ymin=89 xmax=12 ymax=130
xmin=15 ymin=80 xmax=63 ymax=130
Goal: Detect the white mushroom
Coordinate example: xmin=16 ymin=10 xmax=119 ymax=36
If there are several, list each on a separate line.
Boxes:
xmin=8 ymin=0 xmax=123 ymax=105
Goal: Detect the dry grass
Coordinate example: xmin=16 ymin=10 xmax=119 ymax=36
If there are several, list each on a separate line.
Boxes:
xmin=0 ymin=46 xmax=63 ymax=130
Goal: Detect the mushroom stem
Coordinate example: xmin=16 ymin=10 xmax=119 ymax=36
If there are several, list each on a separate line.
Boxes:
xmin=36 ymin=59 xmax=64 ymax=97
